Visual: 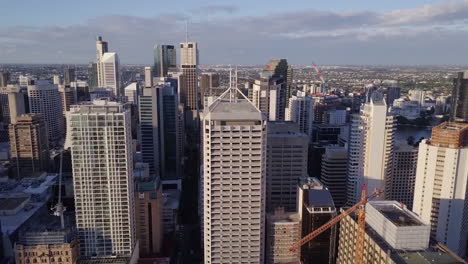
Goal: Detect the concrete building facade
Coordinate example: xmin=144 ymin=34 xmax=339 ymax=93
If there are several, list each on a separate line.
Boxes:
xmin=70 ymin=99 xmax=136 ymax=258
xmin=202 ymin=89 xmax=267 ymax=264
xmin=265 ymin=208 xmax=301 ymax=264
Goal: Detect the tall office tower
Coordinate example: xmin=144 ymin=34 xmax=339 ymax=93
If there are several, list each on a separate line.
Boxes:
xmin=154 ymin=78 xmax=180 ymax=179
xmin=346 ymin=91 xmax=395 ymax=204
xmin=337 ymin=201 xmax=441 ymax=264
xmin=297 ymin=177 xmax=337 ymax=264
xmin=139 ymin=79 xmax=180 ymax=179
xmin=386 ymin=86 xmax=401 ymax=106
xmin=153 ymin=45 xmax=176 ymax=77
xmin=9 ymin=114 xmax=49 ymax=177
xmin=265 ymin=208 xmax=301 ymax=264
xmin=386 ymin=142 xmax=418 ymax=210
xmin=266 ymin=121 xmax=308 ymax=212
xmin=134 ymin=177 xmax=163 ymax=257
xmin=99 ymin=52 xmax=120 ymax=97
xmin=63 ymin=67 xmax=75 ymax=86
xmin=320 ymin=146 xmax=348 ymax=208
xmin=286 ymin=65 xmax=293 ymax=100
xmin=251 ymin=77 xmax=286 ymax=121
xmin=70 ymin=99 xmax=136 ymax=258
xmin=88 ymin=62 xmax=98 ymax=90
xmin=202 ymin=89 xmax=267 ymax=264
xmin=0 ymin=72 xmax=9 ymax=86
xmin=413 ymin=122 xmax=468 ymax=257
xmin=180 ymin=41 xmax=198 ymax=111
xmin=262 ymin=59 xmax=290 ymax=107
xmin=286 ymin=91 xmax=314 ymax=138
xmin=451 ymin=71 xmax=468 ymax=122
xmin=95 ymin=36 xmax=108 ymax=59
xmin=200 ymin=72 xmax=220 ymax=107
xmin=58 ymin=84 xmax=77 ymax=112
xmin=27 ymin=81 xmax=65 ymax=142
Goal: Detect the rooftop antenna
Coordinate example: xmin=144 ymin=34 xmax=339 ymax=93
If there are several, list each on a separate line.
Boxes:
xmin=185 ymin=20 xmax=189 ymax=43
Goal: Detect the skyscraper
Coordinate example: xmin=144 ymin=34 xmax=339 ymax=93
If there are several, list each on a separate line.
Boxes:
xmin=179 ymin=41 xmax=198 ymax=111
xmin=320 ymin=146 xmax=348 ymax=208
xmin=27 ymin=81 xmax=65 ymax=142
xmin=251 ymin=77 xmax=286 ymax=121
xmin=202 ymin=89 xmax=267 ymax=264
xmin=95 ymin=36 xmax=120 ymax=97
xmin=200 ymin=72 xmax=220 ymax=108
xmin=450 ymin=71 xmax=468 ymax=123
xmin=266 ymin=121 xmax=308 ymax=212
xmin=63 ymin=67 xmax=75 ymax=86
xmin=347 ymin=91 xmax=395 ymax=204
xmin=100 ymin=52 xmax=120 ymax=97
xmin=413 ymin=122 xmax=468 ymax=257
xmin=70 ymin=99 xmax=136 ymax=258
xmin=261 ymin=59 xmax=290 ymax=107
xmin=153 ymin=45 xmax=176 ymax=77
xmin=0 ymin=72 xmax=9 ymax=87
xmin=286 ymin=91 xmax=314 ymax=138
xmin=9 ymin=114 xmax=49 ymax=177
xmin=139 ymin=76 xmax=180 ymax=179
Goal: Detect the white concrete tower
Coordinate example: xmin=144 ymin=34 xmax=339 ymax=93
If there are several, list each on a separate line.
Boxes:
xmin=70 ymin=99 xmax=136 ymax=258
xmin=346 ymin=91 xmax=395 ymax=204
xmin=286 ymin=90 xmax=314 ymax=138
xmin=202 ymin=87 xmax=267 ymax=264
xmin=413 ymin=122 xmax=468 ymax=257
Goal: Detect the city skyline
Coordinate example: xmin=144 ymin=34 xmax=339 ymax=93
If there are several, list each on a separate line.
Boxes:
xmin=1 ymin=1 xmax=468 ymax=65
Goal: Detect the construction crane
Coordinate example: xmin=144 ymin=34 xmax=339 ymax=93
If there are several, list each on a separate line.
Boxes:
xmin=312 ymin=63 xmax=328 ymax=94
xmin=290 ymin=185 xmax=384 ymax=264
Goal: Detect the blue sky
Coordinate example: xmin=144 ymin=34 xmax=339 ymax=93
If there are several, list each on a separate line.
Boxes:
xmin=1 ymin=0 xmax=468 ymax=65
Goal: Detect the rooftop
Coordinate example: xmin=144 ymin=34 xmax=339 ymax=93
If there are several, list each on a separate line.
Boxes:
xmin=207 ymin=89 xmax=264 ymax=121
xmin=393 ymin=252 xmax=464 ymax=264
xmin=369 ymin=201 xmax=424 ymax=227
xmin=0 ymin=196 xmax=29 ymax=211
xmin=306 ymin=189 xmax=335 ymax=208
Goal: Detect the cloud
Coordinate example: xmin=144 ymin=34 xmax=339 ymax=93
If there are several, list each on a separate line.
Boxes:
xmin=190 ymin=4 xmax=239 ymax=15
xmin=1 ymin=1 xmax=468 ymax=65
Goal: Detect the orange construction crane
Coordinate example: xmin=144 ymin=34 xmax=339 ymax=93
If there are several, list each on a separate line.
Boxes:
xmin=290 ymin=185 xmax=383 ymax=264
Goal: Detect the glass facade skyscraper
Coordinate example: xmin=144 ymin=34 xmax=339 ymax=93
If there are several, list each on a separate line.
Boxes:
xmin=153 ymin=45 xmax=176 ymax=78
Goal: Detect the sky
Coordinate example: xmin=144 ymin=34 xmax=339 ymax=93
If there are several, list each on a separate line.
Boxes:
xmin=1 ymin=0 xmax=468 ymax=65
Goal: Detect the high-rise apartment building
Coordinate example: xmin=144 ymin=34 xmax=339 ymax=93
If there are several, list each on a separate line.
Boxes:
xmin=320 ymin=146 xmax=348 ymax=208
xmin=251 ymin=77 xmax=286 ymax=121
xmin=265 ymin=208 xmax=301 ymax=264
xmin=58 ymin=85 xmax=77 ymax=112
xmin=27 ymin=81 xmax=65 ymax=142
xmin=297 ymin=177 xmax=337 ymax=264
xmin=70 ymin=99 xmax=136 ymax=258
xmin=9 ymin=114 xmax=49 ymax=177
xmin=266 ymin=121 xmax=308 ymax=212
xmin=202 ymin=89 xmax=267 ymax=264
xmin=347 ymin=91 xmax=395 ymax=204
xmin=153 ymin=45 xmax=176 ymax=77
xmin=413 ymin=122 xmax=468 ymax=257
xmin=134 ymin=177 xmax=163 ymax=257
xmin=180 ymin=42 xmax=198 ymax=111
xmin=286 ymin=91 xmax=314 ymax=138
xmin=387 ymin=142 xmax=418 ymax=210
xmin=451 ymin=71 xmax=468 ymax=123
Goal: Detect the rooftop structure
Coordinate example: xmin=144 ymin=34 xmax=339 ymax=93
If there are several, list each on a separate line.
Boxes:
xmin=429 ymin=122 xmax=468 ymax=148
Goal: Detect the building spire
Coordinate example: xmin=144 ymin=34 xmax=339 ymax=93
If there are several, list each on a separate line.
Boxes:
xmin=185 ymin=20 xmax=189 ymax=43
